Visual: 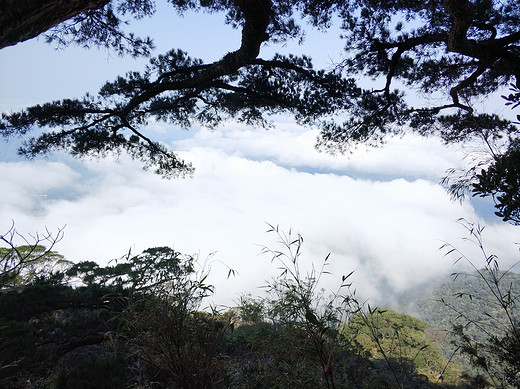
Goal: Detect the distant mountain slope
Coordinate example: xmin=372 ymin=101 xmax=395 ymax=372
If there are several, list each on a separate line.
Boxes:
xmin=412 ymin=270 xmax=520 ymax=338
xmin=341 ymin=308 xmax=465 ymax=385
xmin=408 ymin=269 xmax=520 ymax=382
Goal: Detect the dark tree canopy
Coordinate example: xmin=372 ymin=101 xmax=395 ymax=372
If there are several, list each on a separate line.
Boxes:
xmin=1 ymin=0 xmax=519 ymax=223
xmin=320 ymin=0 xmax=520 ymax=224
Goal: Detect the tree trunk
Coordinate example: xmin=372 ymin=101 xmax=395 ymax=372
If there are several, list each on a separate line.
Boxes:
xmin=0 ymin=0 xmax=110 ymax=48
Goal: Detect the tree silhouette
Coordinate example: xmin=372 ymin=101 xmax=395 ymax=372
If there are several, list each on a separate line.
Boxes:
xmin=1 ymin=0 xmax=519 ymax=221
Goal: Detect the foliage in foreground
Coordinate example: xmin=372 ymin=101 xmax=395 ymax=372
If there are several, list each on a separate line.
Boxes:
xmin=1 ymin=223 xmax=518 ymax=388
xmin=415 ymin=220 xmax=520 ymax=389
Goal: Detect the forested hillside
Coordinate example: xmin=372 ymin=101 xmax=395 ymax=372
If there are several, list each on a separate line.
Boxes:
xmin=414 ymin=270 xmax=520 ymax=337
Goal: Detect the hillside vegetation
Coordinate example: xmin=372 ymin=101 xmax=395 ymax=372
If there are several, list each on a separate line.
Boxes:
xmin=414 ymin=270 xmax=520 ymax=340
xmin=1 ymin=225 xmax=518 ymax=388
xmin=412 ymin=268 xmax=520 ymax=386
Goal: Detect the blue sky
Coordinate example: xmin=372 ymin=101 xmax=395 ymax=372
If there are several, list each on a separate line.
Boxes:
xmin=1 ymin=6 xmax=518 ymax=308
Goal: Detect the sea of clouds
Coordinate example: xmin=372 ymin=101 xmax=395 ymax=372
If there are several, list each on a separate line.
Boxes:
xmin=2 ymin=122 xmax=518 ymax=309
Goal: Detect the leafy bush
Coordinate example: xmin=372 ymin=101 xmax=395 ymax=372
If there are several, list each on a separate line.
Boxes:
xmin=46 ymin=345 xmax=131 ymax=389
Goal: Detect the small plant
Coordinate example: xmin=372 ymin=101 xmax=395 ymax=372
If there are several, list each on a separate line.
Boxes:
xmin=258 ymin=224 xmax=359 ymax=389
xmin=441 ymin=219 xmax=520 ymax=388
xmin=122 ymin=250 xmax=233 ymax=389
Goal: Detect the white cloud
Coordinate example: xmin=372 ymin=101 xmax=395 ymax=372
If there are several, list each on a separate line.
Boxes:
xmin=174 ymin=122 xmax=468 ymax=181
xmin=0 ymin=161 xmax=80 ymax=216
xmin=1 ymin=126 xmax=518 ymax=309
